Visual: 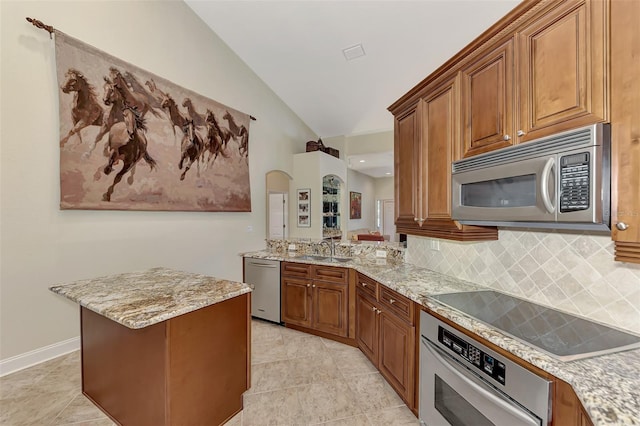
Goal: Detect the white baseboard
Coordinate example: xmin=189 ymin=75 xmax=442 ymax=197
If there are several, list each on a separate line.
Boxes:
xmin=0 ymin=337 xmax=80 ymax=377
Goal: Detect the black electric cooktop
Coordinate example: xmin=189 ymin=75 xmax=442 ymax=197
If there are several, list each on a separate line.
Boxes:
xmin=431 ymin=290 xmax=640 ymax=361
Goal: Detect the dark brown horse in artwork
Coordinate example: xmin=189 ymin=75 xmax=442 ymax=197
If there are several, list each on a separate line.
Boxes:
xmin=59 ymin=69 xmax=104 ymax=147
xmin=204 ymin=110 xmax=230 ymax=166
xmin=99 ymin=105 xmax=157 ymax=202
xmin=223 ymin=110 xmax=249 ymax=158
xmin=159 ymin=93 xmax=188 ymax=137
xmin=179 ymin=120 xmax=204 ymax=181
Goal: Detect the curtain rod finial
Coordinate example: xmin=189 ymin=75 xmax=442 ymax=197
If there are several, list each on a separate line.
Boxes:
xmin=26 ymin=17 xmax=54 ymax=38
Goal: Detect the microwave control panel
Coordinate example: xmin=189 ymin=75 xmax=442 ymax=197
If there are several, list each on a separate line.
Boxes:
xmin=438 ymin=326 xmax=506 ymax=385
xmin=560 ymin=152 xmax=590 ymax=212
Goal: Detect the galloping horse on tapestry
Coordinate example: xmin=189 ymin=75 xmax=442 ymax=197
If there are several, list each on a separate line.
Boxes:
xmin=98 ymin=105 xmax=157 ymax=201
xmin=223 ymin=110 xmax=249 ymax=158
xmin=204 ymin=110 xmax=230 ymax=166
xmin=59 ymin=69 xmax=104 ymax=147
xmin=179 ymin=120 xmax=204 ymax=181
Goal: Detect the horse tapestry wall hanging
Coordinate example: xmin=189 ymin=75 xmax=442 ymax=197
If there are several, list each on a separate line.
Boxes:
xmin=55 ymin=32 xmax=252 ymax=212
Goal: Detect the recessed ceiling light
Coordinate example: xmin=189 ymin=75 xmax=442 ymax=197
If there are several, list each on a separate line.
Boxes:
xmin=385 ymin=172 xmax=391 ymax=175
xmin=359 ymin=160 xmax=366 ymax=163
xmin=343 ymin=44 xmax=366 ymax=61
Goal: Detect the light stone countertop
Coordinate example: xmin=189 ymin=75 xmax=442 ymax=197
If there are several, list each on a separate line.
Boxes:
xmin=49 ymin=267 xmax=252 ymax=329
xmin=243 ymin=250 xmax=640 ymax=426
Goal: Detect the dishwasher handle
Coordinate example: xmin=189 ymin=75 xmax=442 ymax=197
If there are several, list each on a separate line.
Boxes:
xmin=246 ymin=261 xmax=278 ymax=268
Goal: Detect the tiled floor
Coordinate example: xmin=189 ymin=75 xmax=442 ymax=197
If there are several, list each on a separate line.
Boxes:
xmin=0 ymin=320 xmax=419 ymax=425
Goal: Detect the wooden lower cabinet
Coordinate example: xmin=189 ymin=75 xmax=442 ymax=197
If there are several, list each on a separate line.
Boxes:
xmin=356 ymin=285 xmax=415 ymax=407
xmin=281 ymin=276 xmax=312 ymax=328
xmin=281 ymin=262 xmax=349 ymax=338
xmin=312 ymin=279 xmax=348 ymax=336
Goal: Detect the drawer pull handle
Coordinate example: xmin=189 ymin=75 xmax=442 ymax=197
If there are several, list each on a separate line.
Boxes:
xmin=361 ymin=282 xmax=367 ymax=287
xmin=389 ymin=299 xmax=395 ymax=304
xmin=376 ymin=309 xmax=382 ymax=315
xmin=312 ymin=284 xmax=316 ymax=288
xmin=306 ymin=284 xmax=311 ymax=288
xmin=372 ymin=306 xmax=377 ymax=312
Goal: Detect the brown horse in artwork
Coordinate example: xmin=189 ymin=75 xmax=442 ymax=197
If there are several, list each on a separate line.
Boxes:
xmin=59 ymin=69 xmax=104 ymax=147
xmin=223 ymin=110 xmax=249 ymax=158
xmin=99 ymin=105 xmax=157 ymax=201
xmin=109 ymin=67 xmax=162 ymax=119
xmin=179 ymin=120 xmax=204 ymax=181
xmin=204 ymin=110 xmax=231 ymax=166
xmin=83 ymin=76 xmax=127 ymax=157
xmin=182 ymin=98 xmax=206 ymax=128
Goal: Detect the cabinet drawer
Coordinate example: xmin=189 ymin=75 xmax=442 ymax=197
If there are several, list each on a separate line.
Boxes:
xmin=379 ymin=287 xmax=414 ymax=324
xmin=312 ymin=265 xmax=348 ymax=284
xmin=282 ymin=262 xmax=311 ymax=278
xmin=357 ymin=273 xmax=378 ymax=299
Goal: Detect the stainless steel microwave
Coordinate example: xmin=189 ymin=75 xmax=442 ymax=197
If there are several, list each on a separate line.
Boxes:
xmin=451 ymin=124 xmax=610 ymax=231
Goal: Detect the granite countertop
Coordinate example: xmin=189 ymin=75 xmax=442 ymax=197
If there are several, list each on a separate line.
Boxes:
xmin=49 ymin=267 xmax=252 ymax=329
xmin=243 ymin=250 xmax=640 ymax=426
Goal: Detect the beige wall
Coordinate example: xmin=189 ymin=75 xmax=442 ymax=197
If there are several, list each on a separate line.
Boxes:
xmin=375 ymin=176 xmax=394 ymax=201
xmin=407 ymin=232 xmax=640 ymax=334
xmin=0 ymin=0 xmax=315 ymax=361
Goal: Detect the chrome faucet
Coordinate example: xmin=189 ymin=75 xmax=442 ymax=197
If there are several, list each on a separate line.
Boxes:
xmin=319 ymin=239 xmax=335 ymax=258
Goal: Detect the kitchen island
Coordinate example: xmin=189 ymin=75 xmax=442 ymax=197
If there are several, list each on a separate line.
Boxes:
xmin=50 ymin=267 xmax=252 ymax=426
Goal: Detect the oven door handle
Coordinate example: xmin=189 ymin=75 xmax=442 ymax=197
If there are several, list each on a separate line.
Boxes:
xmin=423 ymin=339 xmax=540 ymax=426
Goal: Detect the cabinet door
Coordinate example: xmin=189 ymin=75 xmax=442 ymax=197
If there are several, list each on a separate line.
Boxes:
xmin=422 ymin=75 xmax=459 ymax=223
xmin=394 ymin=102 xmax=421 ymax=229
xmin=312 ymin=280 xmax=348 ymax=337
xmin=355 ymin=290 xmax=378 ymax=366
xmin=518 ymin=0 xmax=607 ymax=142
xmin=378 ymin=310 xmax=415 ymax=404
xmin=281 ymin=277 xmax=312 ymax=328
xmin=461 ymin=38 xmax=515 ymax=157
xmin=611 ymin=0 xmax=640 ymax=263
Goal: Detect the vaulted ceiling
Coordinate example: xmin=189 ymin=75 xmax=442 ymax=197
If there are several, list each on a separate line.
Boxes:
xmin=186 ymin=0 xmax=521 ymax=139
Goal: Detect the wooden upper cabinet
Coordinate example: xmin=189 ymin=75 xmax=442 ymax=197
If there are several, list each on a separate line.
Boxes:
xmin=517 ymin=0 xmax=608 ymax=142
xmin=422 ymin=75 xmax=459 ymax=223
xmin=610 ymin=0 xmax=640 ymax=263
xmin=394 ymin=102 xmax=421 ymax=229
xmin=461 ymin=38 xmax=515 ymax=157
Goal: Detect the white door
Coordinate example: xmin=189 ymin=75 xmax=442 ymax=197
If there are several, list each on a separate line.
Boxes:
xmin=268 ymin=193 xmax=288 ymax=239
xmin=382 ymin=199 xmax=395 ymax=242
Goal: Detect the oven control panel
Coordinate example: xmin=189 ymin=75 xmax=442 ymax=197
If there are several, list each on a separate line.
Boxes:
xmin=439 ymin=326 xmax=506 ymax=385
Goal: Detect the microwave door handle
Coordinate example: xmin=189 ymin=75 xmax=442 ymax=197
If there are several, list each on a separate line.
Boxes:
xmin=540 ymin=157 xmax=556 ymax=214
xmin=423 ymin=340 xmax=539 ymax=426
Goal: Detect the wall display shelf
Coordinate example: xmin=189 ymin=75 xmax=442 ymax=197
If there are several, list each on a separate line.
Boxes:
xmin=323 ymin=175 xmax=341 ymax=236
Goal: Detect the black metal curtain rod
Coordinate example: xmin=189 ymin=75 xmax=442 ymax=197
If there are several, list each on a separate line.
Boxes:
xmin=25 ymin=17 xmax=257 ymax=121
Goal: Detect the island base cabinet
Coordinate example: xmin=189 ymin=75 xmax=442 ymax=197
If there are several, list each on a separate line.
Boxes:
xmin=81 ymin=293 xmax=250 ymax=426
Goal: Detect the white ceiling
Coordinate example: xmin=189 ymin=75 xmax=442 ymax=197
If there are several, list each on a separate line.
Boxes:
xmin=185 ymin=0 xmax=521 ymax=176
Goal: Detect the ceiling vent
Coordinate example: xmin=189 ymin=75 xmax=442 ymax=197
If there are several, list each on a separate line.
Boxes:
xmin=342 ymin=44 xmax=366 ymax=61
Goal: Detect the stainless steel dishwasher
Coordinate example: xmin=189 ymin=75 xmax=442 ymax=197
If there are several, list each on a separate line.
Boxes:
xmin=243 ymin=258 xmax=281 ymax=323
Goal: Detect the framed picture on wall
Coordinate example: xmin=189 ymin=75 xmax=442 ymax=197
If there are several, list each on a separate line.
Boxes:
xmin=297 ymin=189 xmax=311 ymax=227
xmin=350 ymin=191 xmax=362 ymax=219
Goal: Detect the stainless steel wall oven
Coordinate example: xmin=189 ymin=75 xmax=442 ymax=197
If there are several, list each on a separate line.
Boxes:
xmin=419 ymin=311 xmax=552 ymax=426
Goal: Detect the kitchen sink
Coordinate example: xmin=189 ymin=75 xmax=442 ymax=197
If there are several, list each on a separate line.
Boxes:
xmin=295 ymin=255 xmax=352 ymax=263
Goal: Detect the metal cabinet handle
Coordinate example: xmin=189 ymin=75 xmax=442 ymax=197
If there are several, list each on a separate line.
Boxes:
xmin=517 ymin=130 xmax=525 ymax=137
xmin=306 ymin=283 xmax=311 ymax=287
xmin=376 ymin=309 xmax=382 ymax=315
xmin=372 ymin=306 xmax=377 ymax=312
xmin=617 ymin=222 xmax=629 ymax=231
xmin=503 ymin=135 xmax=511 ymax=141
xmin=312 ymin=284 xmax=316 ymax=288
xmin=361 ymin=282 xmax=367 ymax=287
xmin=389 ymin=299 xmax=395 ymax=304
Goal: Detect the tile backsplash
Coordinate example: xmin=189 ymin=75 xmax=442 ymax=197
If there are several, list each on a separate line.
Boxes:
xmin=407 ymin=230 xmax=640 ymax=335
